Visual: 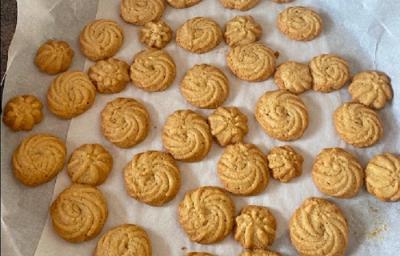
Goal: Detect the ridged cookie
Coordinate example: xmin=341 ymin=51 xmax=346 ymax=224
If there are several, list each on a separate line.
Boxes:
xmin=3 ymin=95 xmax=43 ymax=131
xmin=167 ymin=0 xmax=202 ymax=8
xmin=224 ymin=16 xmax=262 ymax=47
xmin=35 ymin=40 xmax=74 ymax=75
xmin=240 ymin=250 xmax=281 ymax=256
xmin=120 ymin=0 xmax=165 ymax=25
xmin=267 ymin=145 xmax=303 ymax=182
xmin=139 ymin=20 xmax=173 ymax=49
xmin=274 ymin=61 xmax=312 ymax=94
xmin=219 ymin=0 xmax=260 ymax=11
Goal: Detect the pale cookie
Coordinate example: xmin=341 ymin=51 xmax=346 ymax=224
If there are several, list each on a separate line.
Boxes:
xmin=180 ymin=64 xmax=229 ymax=109
xmin=218 ymin=143 xmax=269 ymax=195
xmin=35 ymin=40 xmax=74 ymax=75
xmin=80 ymin=19 xmax=124 ymax=61
xmin=67 ymin=144 xmax=113 ymax=186
xmin=267 ymin=145 xmax=303 ymax=183
xmin=348 ymin=71 xmax=393 ymax=109
xmin=130 ymin=48 xmax=176 ymax=92
xmin=124 ymin=151 xmax=181 ymax=206
xmin=3 ymin=95 xmax=43 ymax=131
xmin=95 ymin=224 xmax=152 ymax=256
xmin=101 ymin=98 xmax=150 ymax=148
xmin=227 ymin=42 xmax=278 ymax=82
xmin=176 ymin=17 xmax=223 ymax=54
xmin=121 ymin=0 xmax=165 ymax=25
xmin=234 ymin=205 xmax=276 ymax=249
xmin=187 ymin=252 xmax=214 ymax=256
xmin=208 ymin=106 xmax=249 ymax=146
xmin=334 ymin=102 xmax=383 ymax=148
xmin=178 ymin=186 xmax=235 ymax=244
xmin=277 ymin=6 xmax=322 ymax=41
xmin=12 ymin=134 xmax=66 ymax=187
xmin=139 ymin=20 xmax=173 ymax=49
xmin=240 ymin=250 xmax=281 ymax=256
xmin=224 ymin=16 xmax=262 ymax=47
xmin=365 ymin=153 xmax=400 ymax=202
xmin=50 ymin=184 xmax=108 ymax=243
xmin=167 ymin=0 xmax=202 ymax=8
xmin=219 ymin=0 xmax=260 ymax=11
xmin=47 ymin=71 xmax=96 ymax=119
xmin=274 ymin=61 xmax=312 ymax=94
xmin=312 ymin=148 xmax=363 ymax=198
xmin=289 ymin=197 xmax=349 ymax=256
xmin=162 ymin=110 xmax=212 ymax=162
xmin=255 ymin=90 xmax=309 ymax=141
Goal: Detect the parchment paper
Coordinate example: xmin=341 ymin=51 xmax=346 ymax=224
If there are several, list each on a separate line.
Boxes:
xmin=2 ymin=0 xmax=400 ymax=255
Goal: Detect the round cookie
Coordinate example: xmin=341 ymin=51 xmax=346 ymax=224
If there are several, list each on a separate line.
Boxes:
xmin=67 ymin=144 xmax=113 ymax=186
xmin=219 ymin=0 xmax=260 ymax=11
xmin=348 ymin=71 xmax=393 ymax=109
xmin=227 ymin=42 xmax=278 ymax=82
xmin=277 ymin=6 xmax=322 ymax=41
xmin=365 ymin=153 xmax=400 ymax=202
xmin=217 ymin=143 xmax=269 ymax=195
xmin=176 ymin=17 xmax=223 ymax=54
xmin=35 ymin=40 xmax=74 ymax=75
xmin=12 ymin=134 xmax=66 ymax=186
xmin=167 ymin=0 xmax=202 ymax=8
xmin=334 ymin=102 xmax=383 ymax=148
xmin=208 ymin=106 xmax=249 ymax=146
xmin=289 ymin=197 xmax=349 ymax=256
xmin=267 ymin=145 xmax=303 ymax=183
xmin=178 ymin=186 xmax=235 ymax=244
xmin=139 ymin=20 xmax=173 ymax=49
xmin=3 ymin=95 xmax=43 ymax=131
xmin=234 ymin=205 xmax=276 ymax=249
xmin=224 ymin=16 xmax=262 ymax=47
xmin=240 ymin=250 xmax=281 ymax=256
xmin=180 ymin=64 xmax=229 ymax=109
xmin=274 ymin=61 xmax=312 ymax=94
xmin=130 ymin=48 xmax=176 ymax=92
xmin=50 ymin=184 xmax=108 ymax=243
xmin=255 ymin=90 xmax=309 ymax=141
xmin=162 ymin=110 xmax=212 ymax=162
xmin=312 ymin=148 xmax=363 ymax=198
xmin=95 ymin=224 xmax=152 ymax=256
xmin=80 ymin=19 xmax=124 ymax=61
xmin=121 ymin=0 xmax=165 ymax=25
xmin=187 ymin=253 xmax=214 ymax=256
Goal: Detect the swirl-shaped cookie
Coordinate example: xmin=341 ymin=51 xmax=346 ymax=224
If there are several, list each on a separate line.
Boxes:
xmin=334 ymin=103 xmax=383 ymax=148
xmin=365 ymin=153 xmax=400 ymax=202
xmin=312 ymin=148 xmax=363 ymax=198
xmin=130 ymin=48 xmax=176 ymax=92
xmin=139 ymin=21 xmax=173 ymax=49
xmin=178 ymin=186 xmax=235 ymax=244
xmin=47 ymin=71 xmax=96 ymax=119
xmin=255 ymin=90 xmax=309 ymax=141
xmin=218 ymin=143 xmax=269 ymax=195
xmin=162 ymin=110 xmax=212 ymax=162
xmin=224 ymin=16 xmax=262 ymax=47
xmin=50 ymin=184 xmax=108 ymax=243
xmin=3 ymin=95 xmax=43 ymax=131
xmin=227 ymin=42 xmax=278 ymax=82
xmin=80 ymin=19 xmax=124 ymax=61
xmin=167 ymin=0 xmax=202 ymax=8
xmin=348 ymin=71 xmax=393 ymax=109
xmin=277 ymin=6 xmax=322 ymax=41
xmin=240 ymin=250 xmax=281 ymax=256
xmin=95 ymin=224 xmax=152 ymax=256
xmin=176 ymin=17 xmax=223 ymax=54
xmin=219 ymin=0 xmax=260 ymax=11
xmin=289 ymin=197 xmax=349 ymax=256
xmin=267 ymin=145 xmax=303 ymax=183
xmin=12 ymin=134 xmax=66 ymax=186
xmin=35 ymin=40 xmax=74 ymax=75
xmin=180 ymin=64 xmax=229 ymax=109
xmin=120 ymin=0 xmax=165 ymax=25
xmin=274 ymin=61 xmax=312 ymax=94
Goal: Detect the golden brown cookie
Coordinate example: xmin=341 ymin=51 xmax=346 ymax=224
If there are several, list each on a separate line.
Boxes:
xmin=224 ymin=16 xmax=262 ymax=47
xmin=139 ymin=20 xmax=173 ymax=49
xmin=277 ymin=6 xmax=322 ymax=41
xmin=267 ymin=145 xmax=303 ymax=183
xmin=219 ymin=0 xmax=260 ymax=11
xmin=218 ymin=143 xmax=269 ymax=195
xmin=312 ymin=148 xmax=363 ymax=198
xmin=120 ymin=0 xmax=165 ymax=25
xmin=67 ymin=144 xmax=113 ymax=186
xmin=167 ymin=0 xmax=202 ymax=8
xmin=178 ymin=186 xmax=235 ymax=244
xmin=2 ymin=95 xmax=43 ymax=131
xmin=35 ymin=40 xmax=74 ymax=75
xmin=240 ymin=250 xmax=281 ymax=256
xmin=334 ymin=102 xmax=383 ymax=148
xmin=130 ymin=48 xmax=176 ymax=92
xmin=12 ymin=134 xmax=66 ymax=187
xmin=176 ymin=17 xmax=223 ymax=54
xmin=365 ymin=153 xmax=400 ymax=202
xmin=101 ymin=97 xmax=150 ymax=148
xmin=95 ymin=224 xmax=151 ymax=256
xmin=255 ymin=90 xmax=309 ymax=141
xmin=180 ymin=64 xmax=229 ymax=109
xmin=274 ymin=61 xmax=312 ymax=94
xmin=289 ymin=197 xmax=349 ymax=256
xmin=227 ymin=42 xmax=278 ymax=82
xmin=348 ymin=71 xmax=393 ymax=110
xmin=162 ymin=110 xmax=212 ymax=162
xmin=208 ymin=106 xmax=249 ymax=146
xmin=187 ymin=252 xmax=214 ymax=256
xmin=50 ymin=184 xmax=108 ymax=243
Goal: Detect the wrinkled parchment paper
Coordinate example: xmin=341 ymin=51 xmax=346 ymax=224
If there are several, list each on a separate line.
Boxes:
xmin=2 ymin=0 xmax=400 ymax=255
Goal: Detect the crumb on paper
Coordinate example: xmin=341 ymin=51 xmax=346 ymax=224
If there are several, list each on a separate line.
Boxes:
xmin=367 ymin=223 xmax=388 ymax=239
xmin=181 ymin=246 xmax=187 ymax=251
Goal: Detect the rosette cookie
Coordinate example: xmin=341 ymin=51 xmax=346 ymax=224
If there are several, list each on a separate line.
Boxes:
xmin=3 ymin=95 xmax=43 ymax=131
xmin=121 ymin=0 xmax=165 ymax=25
xmin=50 ymin=184 xmax=108 ymax=243
xmin=240 ymin=250 xmax=281 ymax=256
xmin=167 ymin=0 xmax=202 ymax=9
xmin=274 ymin=61 xmax=312 ymax=94
xmin=219 ymin=0 xmax=260 ymax=11
xmin=35 ymin=40 xmax=74 ymax=74
xmin=267 ymin=145 xmax=303 ymax=183
xmin=139 ymin=20 xmax=173 ymax=49
xmin=178 ymin=186 xmax=235 ymax=244
xmin=224 ymin=16 xmax=262 ymax=47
